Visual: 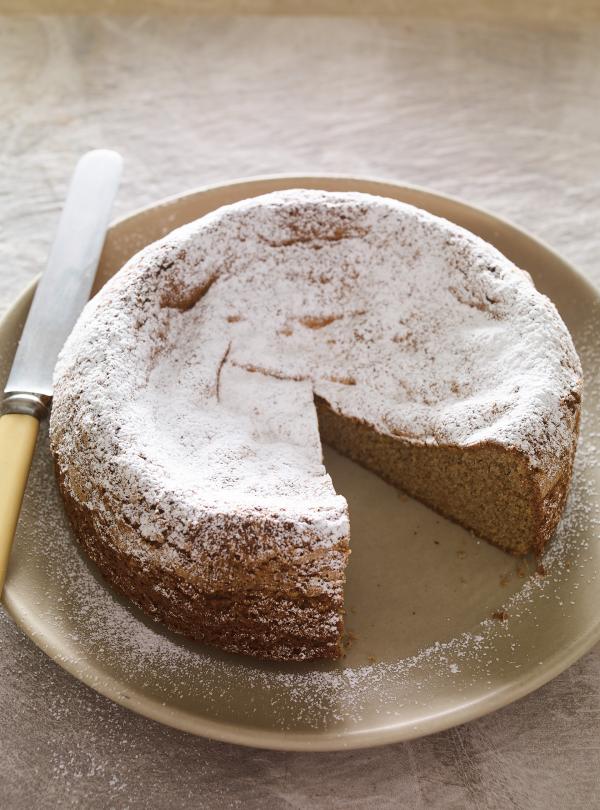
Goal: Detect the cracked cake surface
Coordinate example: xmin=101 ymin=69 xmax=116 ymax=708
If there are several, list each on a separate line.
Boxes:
xmin=49 ymin=189 xmax=582 ymax=661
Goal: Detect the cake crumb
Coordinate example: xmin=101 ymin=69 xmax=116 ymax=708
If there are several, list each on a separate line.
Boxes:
xmin=516 ymin=560 xmax=529 ymax=578
xmin=342 ymin=631 xmax=357 ymax=649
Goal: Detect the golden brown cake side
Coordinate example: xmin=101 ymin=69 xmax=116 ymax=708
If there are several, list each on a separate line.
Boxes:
xmin=54 ymin=462 xmax=349 ymax=661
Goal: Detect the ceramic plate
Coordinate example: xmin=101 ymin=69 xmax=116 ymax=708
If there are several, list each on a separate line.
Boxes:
xmin=2 ymin=176 xmax=600 ymax=751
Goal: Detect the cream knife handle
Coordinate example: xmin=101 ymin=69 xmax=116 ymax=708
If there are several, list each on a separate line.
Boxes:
xmin=0 ymin=413 xmax=40 ymax=595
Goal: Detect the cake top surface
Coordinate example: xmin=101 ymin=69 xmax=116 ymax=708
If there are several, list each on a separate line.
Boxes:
xmin=50 ymin=189 xmax=582 ymax=545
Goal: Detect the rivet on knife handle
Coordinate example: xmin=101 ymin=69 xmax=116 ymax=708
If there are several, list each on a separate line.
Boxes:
xmin=0 ymin=150 xmax=122 ymax=596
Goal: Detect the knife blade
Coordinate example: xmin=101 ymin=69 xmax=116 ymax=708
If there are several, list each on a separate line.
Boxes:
xmin=0 ymin=149 xmax=122 ymax=594
xmin=4 ymin=149 xmax=123 ymax=411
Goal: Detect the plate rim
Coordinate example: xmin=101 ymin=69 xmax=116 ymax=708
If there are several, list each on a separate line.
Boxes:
xmin=3 ymin=174 xmax=599 ymax=751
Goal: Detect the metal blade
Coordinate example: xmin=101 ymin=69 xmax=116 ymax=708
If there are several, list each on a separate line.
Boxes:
xmin=4 ymin=149 xmax=122 ymax=400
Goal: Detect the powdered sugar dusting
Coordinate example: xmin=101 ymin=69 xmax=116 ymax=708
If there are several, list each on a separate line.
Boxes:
xmin=51 ymin=189 xmax=580 ymax=552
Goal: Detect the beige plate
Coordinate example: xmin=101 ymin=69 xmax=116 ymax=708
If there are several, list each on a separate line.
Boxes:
xmin=2 ymin=176 xmax=600 ymax=751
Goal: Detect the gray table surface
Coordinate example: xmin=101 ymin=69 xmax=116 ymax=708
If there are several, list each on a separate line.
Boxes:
xmin=2 ymin=8 xmax=600 ymax=808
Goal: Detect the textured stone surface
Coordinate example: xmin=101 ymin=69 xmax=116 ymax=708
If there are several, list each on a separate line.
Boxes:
xmin=1 ymin=9 xmax=600 ymax=808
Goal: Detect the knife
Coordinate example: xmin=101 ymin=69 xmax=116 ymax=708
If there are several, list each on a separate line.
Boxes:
xmin=0 ymin=149 xmax=123 ymax=594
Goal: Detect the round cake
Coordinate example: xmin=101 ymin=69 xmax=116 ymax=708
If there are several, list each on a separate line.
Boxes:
xmin=50 ymin=190 xmax=582 ymax=661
